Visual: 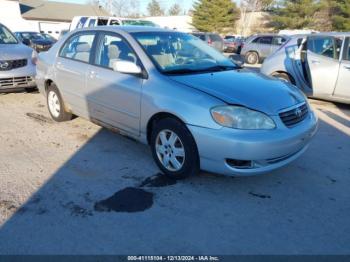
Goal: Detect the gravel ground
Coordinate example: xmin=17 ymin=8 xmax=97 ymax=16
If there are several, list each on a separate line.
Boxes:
xmin=0 ymin=90 xmax=349 ymax=255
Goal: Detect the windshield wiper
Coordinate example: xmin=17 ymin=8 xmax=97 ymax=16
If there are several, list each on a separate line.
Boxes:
xmin=164 ymin=65 xmax=238 ymax=75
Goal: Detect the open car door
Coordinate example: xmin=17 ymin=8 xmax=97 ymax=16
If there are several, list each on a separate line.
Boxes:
xmin=306 ymin=35 xmax=342 ymax=97
xmin=333 ymin=37 xmax=350 ymax=100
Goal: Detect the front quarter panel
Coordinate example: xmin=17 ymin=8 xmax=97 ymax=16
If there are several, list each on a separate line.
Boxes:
xmin=140 ymin=73 xmax=225 ymax=142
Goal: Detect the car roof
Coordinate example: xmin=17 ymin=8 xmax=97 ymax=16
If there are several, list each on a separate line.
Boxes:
xmin=92 ymin=25 xmax=170 ymax=33
xmin=312 ymin=32 xmax=350 ymax=37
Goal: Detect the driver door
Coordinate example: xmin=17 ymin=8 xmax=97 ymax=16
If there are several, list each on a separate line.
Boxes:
xmin=306 ymin=36 xmax=342 ymax=96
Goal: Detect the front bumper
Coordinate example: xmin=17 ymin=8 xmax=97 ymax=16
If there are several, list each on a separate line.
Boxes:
xmin=187 ymin=110 xmax=318 ymax=176
xmin=0 ymin=63 xmax=36 ymax=91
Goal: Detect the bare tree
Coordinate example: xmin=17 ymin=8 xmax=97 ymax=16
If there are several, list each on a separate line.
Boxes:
xmin=100 ymin=0 xmax=141 ymax=17
xmin=239 ymin=0 xmax=273 ymax=35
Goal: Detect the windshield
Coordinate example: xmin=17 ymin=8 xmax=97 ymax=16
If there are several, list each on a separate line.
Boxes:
xmin=123 ymin=20 xmax=157 ymax=27
xmin=21 ymin=32 xmax=46 ymax=40
xmin=132 ymin=31 xmax=237 ymax=74
xmin=0 ymin=25 xmax=18 ymax=44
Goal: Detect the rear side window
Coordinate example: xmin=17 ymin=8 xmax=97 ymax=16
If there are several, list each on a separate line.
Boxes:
xmin=209 ymin=34 xmax=222 ymax=41
xmin=88 ymin=19 xmax=96 ymax=27
xmin=259 ymin=36 xmax=273 ymax=45
xmin=193 ymin=34 xmax=205 ymax=41
xmin=308 ymin=37 xmax=342 ymax=59
xmin=60 ymin=33 xmax=95 ymax=63
xmin=77 ymin=17 xmax=88 ymax=29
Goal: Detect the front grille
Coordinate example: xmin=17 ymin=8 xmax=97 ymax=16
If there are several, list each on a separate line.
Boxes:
xmin=279 ymin=102 xmax=308 ymax=127
xmin=0 ymin=76 xmax=34 ymax=89
xmin=0 ymin=59 xmax=27 ymax=71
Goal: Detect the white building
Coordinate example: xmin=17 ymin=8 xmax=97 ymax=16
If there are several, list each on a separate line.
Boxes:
xmin=0 ymin=0 xmax=110 ymax=39
xmin=144 ymin=15 xmax=195 ymax=33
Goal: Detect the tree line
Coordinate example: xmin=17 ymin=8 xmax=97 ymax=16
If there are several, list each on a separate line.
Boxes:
xmin=192 ymin=0 xmax=350 ymax=34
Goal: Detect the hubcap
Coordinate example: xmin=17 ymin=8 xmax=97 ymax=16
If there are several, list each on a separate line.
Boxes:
xmin=248 ymin=54 xmax=256 ymax=64
xmin=48 ymin=91 xmax=61 ymax=118
xmin=155 ymin=129 xmax=185 ymax=172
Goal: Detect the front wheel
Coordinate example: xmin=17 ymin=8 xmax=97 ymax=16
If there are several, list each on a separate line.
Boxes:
xmin=150 ymin=118 xmax=199 ymax=179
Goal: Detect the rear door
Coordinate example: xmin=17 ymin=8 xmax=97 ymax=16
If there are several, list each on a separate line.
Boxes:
xmin=257 ymin=36 xmax=273 ymax=58
xmin=306 ymin=36 xmax=342 ymax=96
xmin=334 ymin=37 xmax=350 ymax=99
xmin=55 ymin=31 xmax=97 ymax=118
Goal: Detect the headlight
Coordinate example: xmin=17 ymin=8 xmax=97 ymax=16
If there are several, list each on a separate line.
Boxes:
xmin=211 ymin=106 xmax=276 ymax=130
xmin=31 ymin=50 xmax=38 ymax=65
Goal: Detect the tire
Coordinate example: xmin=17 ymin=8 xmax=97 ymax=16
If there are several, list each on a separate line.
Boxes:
xmin=245 ymin=52 xmax=259 ymax=64
xmin=46 ymin=84 xmax=72 ymax=122
xmin=150 ymin=118 xmax=199 ymax=179
xmin=272 ymin=73 xmax=293 ymax=84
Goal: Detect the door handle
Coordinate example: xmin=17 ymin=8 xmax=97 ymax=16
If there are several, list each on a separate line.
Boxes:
xmin=343 ymin=65 xmax=350 ymax=70
xmin=311 ymin=60 xmax=320 ymax=64
xmin=88 ymin=70 xmax=98 ymax=79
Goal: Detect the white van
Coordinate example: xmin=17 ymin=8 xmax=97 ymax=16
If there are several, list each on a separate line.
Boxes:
xmin=70 ymin=16 xmax=158 ymax=31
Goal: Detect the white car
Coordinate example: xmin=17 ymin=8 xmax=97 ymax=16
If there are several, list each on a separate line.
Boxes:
xmin=261 ymin=33 xmax=350 ymax=104
xmin=0 ymin=23 xmax=37 ymax=92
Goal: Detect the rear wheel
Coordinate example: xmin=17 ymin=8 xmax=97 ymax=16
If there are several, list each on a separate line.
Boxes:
xmin=245 ymin=52 xmax=259 ymax=64
xmin=150 ymin=118 xmax=199 ymax=179
xmin=46 ymin=84 xmax=72 ymax=122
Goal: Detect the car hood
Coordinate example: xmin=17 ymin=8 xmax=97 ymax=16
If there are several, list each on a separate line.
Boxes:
xmin=0 ymin=43 xmax=33 ymax=60
xmin=169 ymin=69 xmax=305 ymax=115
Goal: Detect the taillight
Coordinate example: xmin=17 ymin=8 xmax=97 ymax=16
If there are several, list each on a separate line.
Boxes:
xmin=208 ymin=39 xmax=212 ymax=45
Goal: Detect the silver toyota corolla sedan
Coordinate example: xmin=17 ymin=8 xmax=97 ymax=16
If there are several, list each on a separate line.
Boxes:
xmin=261 ymin=33 xmax=350 ymax=104
xmin=36 ymin=26 xmax=318 ymax=179
xmin=0 ymin=23 xmax=37 ymax=92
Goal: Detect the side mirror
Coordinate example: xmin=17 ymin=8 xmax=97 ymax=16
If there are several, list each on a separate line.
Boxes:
xmin=229 ymin=55 xmax=244 ymax=68
xmin=22 ymin=39 xmax=31 ymax=46
xmin=112 ymin=60 xmax=142 ymax=75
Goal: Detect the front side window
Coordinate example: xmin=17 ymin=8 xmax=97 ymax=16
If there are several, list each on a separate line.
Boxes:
xmin=308 ymin=37 xmax=343 ymax=59
xmin=272 ymin=36 xmax=287 ymax=46
xmin=60 ymin=33 xmax=95 ymax=63
xmin=95 ymin=34 xmax=138 ymax=69
xmin=132 ymin=31 xmax=237 ymax=74
xmin=0 ymin=25 xmax=18 ymax=44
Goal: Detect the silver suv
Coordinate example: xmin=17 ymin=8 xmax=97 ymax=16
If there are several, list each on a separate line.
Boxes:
xmin=0 ymin=23 xmax=37 ymax=92
xmin=241 ymin=34 xmax=289 ymax=64
xmin=192 ymin=32 xmax=224 ymax=52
